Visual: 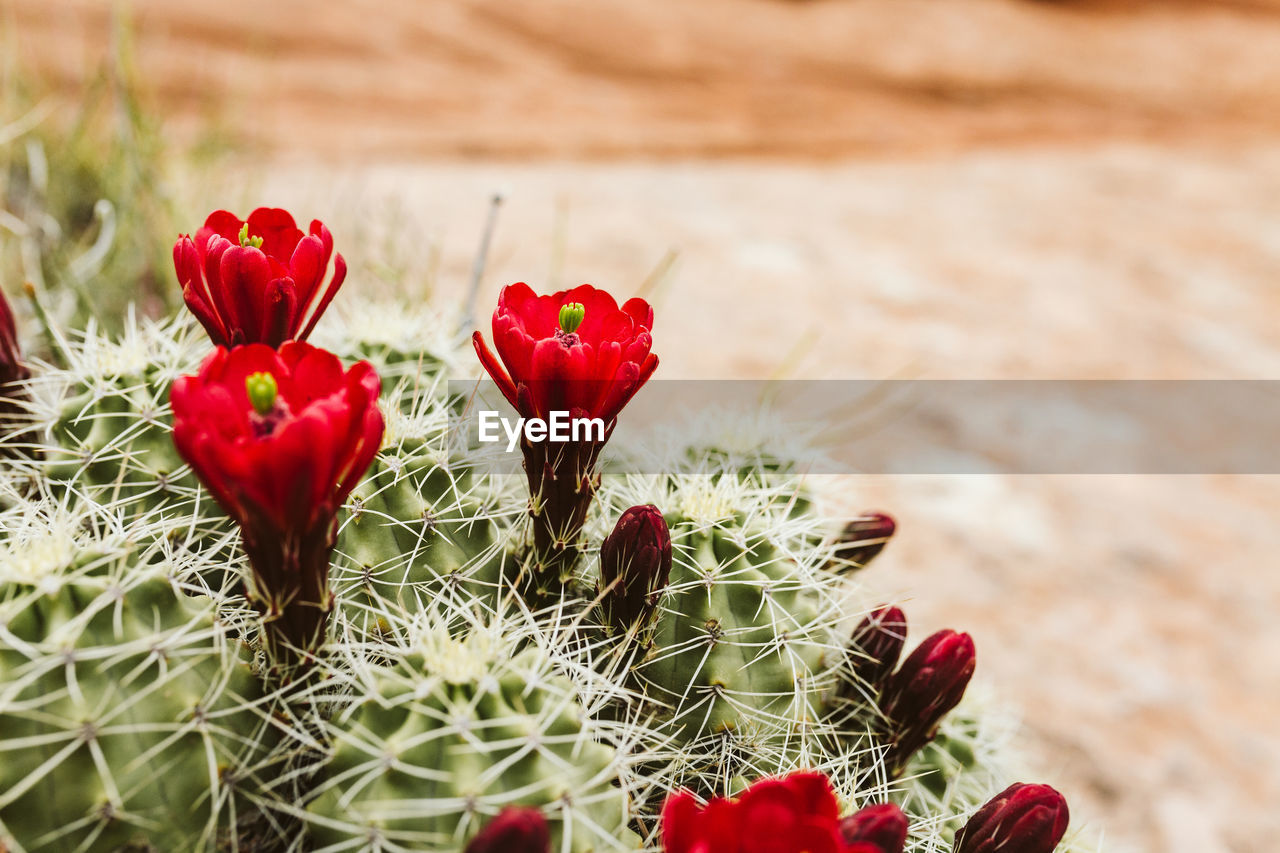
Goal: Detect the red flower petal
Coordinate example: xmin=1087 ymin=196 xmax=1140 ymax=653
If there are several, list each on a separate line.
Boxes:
xmin=246 ymin=207 xmax=304 ymax=260
xmin=288 ymin=233 xmax=326 ymax=306
xmin=473 ymin=331 xmax=520 ymax=412
xmin=779 ymin=772 xmax=840 ymax=823
xmin=297 ymin=252 xmax=345 ymax=343
xmin=660 ymin=789 xmax=704 ymax=853
xmin=621 ymin=296 xmax=654 ymax=330
xmin=202 ymin=210 xmax=245 ymax=243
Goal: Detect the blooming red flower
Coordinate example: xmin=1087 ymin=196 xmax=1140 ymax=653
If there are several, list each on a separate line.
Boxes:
xmin=472 ymin=283 xmax=658 ymax=590
xmin=174 ymin=208 xmax=346 ymax=348
xmin=472 ymin=282 xmax=657 ymax=424
xmin=171 ymin=341 xmax=382 ymax=667
xmin=878 ymin=629 xmax=976 ymax=775
xmin=661 ymin=771 xmax=895 ymax=853
xmin=465 ymin=807 xmax=550 ymax=853
xmin=953 ymin=783 xmax=1069 ymax=853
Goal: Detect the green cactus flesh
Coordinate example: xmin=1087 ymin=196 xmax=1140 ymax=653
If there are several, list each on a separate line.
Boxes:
xmin=306 ymin=645 xmax=637 ymax=852
xmin=0 ymin=557 xmax=270 ymax=852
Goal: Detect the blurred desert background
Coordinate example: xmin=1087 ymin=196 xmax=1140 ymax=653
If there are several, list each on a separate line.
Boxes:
xmin=4 ymin=1 xmax=1280 ymax=851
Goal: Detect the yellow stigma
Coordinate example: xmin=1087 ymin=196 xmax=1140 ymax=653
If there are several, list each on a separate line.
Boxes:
xmin=245 ymin=372 xmax=278 ymax=415
xmin=238 ymin=222 xmax=264 ymax=249
xmin=559 ymin=302 xmax=585 ymax=334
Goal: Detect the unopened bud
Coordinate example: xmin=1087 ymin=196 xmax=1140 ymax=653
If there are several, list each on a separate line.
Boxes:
xmin=839 ymin=802 xmax=909 ymax=853
xmin=0 ymin=287 xmax=29 ymax=389
xmin=558 ymin=301 xmax=586 ymax=334
xmin=465 ymin=806 xmax=550 ymax=853
xmin=599 ymin=504 xmax=672 ymax=633
xmin=245 ymin=372 xmax=279 ymax=416
xmin=0 ymin=287 xmax=33 ymax=458
xmin=879 ymin=629 xmax=976 ymax=775
xmin=845 ymin=605 xmax=907 ymax=694
xmin=833 ymin=512 xmax=896 ymax=572
xmin=953 ymin=783 xmax=1069 ymax=853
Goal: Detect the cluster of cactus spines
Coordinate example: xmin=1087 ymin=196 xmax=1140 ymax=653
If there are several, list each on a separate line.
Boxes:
xmin=0 ymin=494 xmax=276 ymax=852
xmin=304 ymin=615 xmax=637 ymax=852
xmin=0 ymin=201 xmax=1105 ymax=853
xmin=332 ymin=375 xmax=514 ymax=617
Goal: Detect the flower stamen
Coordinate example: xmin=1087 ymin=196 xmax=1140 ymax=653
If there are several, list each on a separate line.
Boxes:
xmin=238 ymin=222 xmax=264 ymax=249
xmin=246 ymin=372 xmax=279 ymax=415
xmin=558 ymin=302 xmax=585 ymax=334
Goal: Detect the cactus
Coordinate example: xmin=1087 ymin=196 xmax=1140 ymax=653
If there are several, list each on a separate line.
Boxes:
xmin=0 ymin=494 xmax=274 ymax=852
xmin=0 ymin=194 xmax=1109 ymax=853
xmin=304 ymin=613 xmax=638 ymax=852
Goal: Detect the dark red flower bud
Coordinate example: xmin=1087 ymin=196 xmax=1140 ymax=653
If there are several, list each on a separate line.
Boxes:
xmin=845 ymin=605 xmax=907 ymax=694
xmin=0 ymin=288 xmax=33 ymax=456
xmin=879 ymin=629 xmax=976 ymax=775
xmin=839 ymin=803 xmax=909 ymax=853
xmin=953 ymin=783 xmax=1069 ymax=853
xmin=0 ymin=288 xmax=26 ymax=386
xmin=832 ymin=513 xmax=896 ymax=572
xmin=0 ymin=287 xmax=30 ymax=382
xmin=465 ymin=807 xmax=550 ymax=853
xmin=473 ymin=283 xmax=658 ymax=587
xmin=599 ymin=504 xmax=672 ymax=633
xmin=175 ymin=208 xmax=346 ymax=348
xmin=170 ymin=342 xmax=382 ymax=668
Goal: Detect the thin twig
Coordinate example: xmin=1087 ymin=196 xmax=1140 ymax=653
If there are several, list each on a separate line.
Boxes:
xmin=459 ymin=193 xmax=504 ymax=337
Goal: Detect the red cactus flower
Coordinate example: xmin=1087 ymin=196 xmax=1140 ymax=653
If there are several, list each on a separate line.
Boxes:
xmin=879 ymin=629 xmax=976 ymax=775
xmin=170 ymin=341 xmax=382 ymax=667
xmin=662 ymin=770 xmax=893 ymax=853
xmin=472 ymin=282 xmax=657 ymax=424
xmin=174 ymin=208 xmax=346 ymax=348
xmin=839 ymin=803 xmax=908 ymax=853
xmin=472 ymin=283 xmax=658 ymax=589
xmin=465 ymin=807 xmax=550 ymax=853
xmin=953 ymin=783 xmax=1069 ymax=853
xmin=599 ymin=504 xmax=672 ymax=634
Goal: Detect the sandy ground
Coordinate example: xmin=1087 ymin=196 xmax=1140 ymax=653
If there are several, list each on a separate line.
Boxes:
xmin=8 ymin=0 xmax=1280 ymax=158
xmin=6 ymin=1 xmax=1280 ymax=851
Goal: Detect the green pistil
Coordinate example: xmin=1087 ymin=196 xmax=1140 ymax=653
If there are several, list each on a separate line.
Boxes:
xmin=558 ymin=302 xmax=585 ymax=334
xmin=238 ymin=222 xmax=264 ymax=249
xmin=245 ymin=372 xmax=279 ymax=416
